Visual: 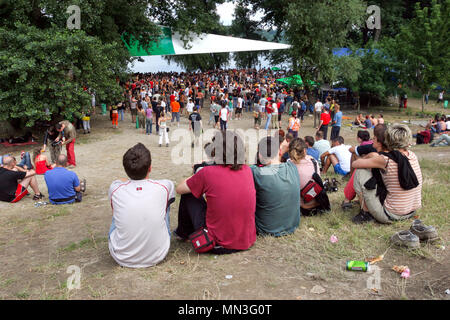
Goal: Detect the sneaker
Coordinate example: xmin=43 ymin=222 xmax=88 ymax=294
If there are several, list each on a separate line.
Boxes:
xmin=159 ymin=144 xmax=162 ymax=147
xmin=390 ymin=230 xmax=420 ymax=249
xmin=80 ymin=179 xmax=86 ymax=193
xmin=410 ymin=220 xmax=439 ymax=242
xmin=166 ymin=143 xmax=169 ymax=147
xmin=352 ymin=209 xmax=375 ymax=224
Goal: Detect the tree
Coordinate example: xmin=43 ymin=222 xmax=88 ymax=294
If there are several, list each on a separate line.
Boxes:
xmin=285 ymin=0 xmax=366 ymax=89
xmin=0 ymin=0 xmax=226 ymax=127
xmin=230 ymin=4 xmax=265 ymax=69
xmin=385 ymin=0 xmax=450 ymax=111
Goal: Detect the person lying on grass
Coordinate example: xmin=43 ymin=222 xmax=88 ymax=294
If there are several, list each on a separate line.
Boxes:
xmin=350 ymin=124 xmax=423 ymax=224
xmin=108 ymin=143 xmax=175 ymax=268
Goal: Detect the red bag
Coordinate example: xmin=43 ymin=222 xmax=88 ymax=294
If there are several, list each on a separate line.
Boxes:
xmin=189 ymin=228 xmax=215 ymax=253
xmin=301 ymin=180 xmax=323 ymax=203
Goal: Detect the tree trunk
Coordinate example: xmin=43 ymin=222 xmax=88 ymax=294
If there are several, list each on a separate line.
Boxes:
xmin=422 ymin=94 xmax=425 ymax=113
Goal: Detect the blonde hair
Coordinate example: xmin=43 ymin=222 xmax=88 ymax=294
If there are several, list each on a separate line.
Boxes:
xmin=385 ymin=124 xmax=412 ymax=150
xmin=288 ymin=138 xmax=307 ymax=163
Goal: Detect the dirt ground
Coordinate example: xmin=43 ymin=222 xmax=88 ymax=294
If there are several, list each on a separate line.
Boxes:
xmin=0 ymin=98 xmax=449 ymax=300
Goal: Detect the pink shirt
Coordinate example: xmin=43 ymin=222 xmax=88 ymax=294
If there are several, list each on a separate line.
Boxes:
xmin=292 ymin=156 xmax=320 ymax=205
xmin=187 ymin=165 xmax=256 ymax=250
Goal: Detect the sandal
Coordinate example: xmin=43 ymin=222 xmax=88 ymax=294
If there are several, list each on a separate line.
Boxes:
xmin=33 ymin=193 xmax=45 ymax=201
xmin=323 ymin=178 xmax=331 ymax=192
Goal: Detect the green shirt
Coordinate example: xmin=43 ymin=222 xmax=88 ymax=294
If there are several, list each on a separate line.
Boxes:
xmin=251 ymin=161 xmax=301 ymax=237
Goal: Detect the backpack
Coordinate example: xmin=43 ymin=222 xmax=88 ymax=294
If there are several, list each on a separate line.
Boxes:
xmin=300 ymin=159 xmax=331 ymax=212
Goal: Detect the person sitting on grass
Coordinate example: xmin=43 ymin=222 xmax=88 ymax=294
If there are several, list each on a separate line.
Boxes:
xmin=44 ymin=154 xmax=85 ymax=205
xmin=288 ymin=138 xmax=330 ymax=216
xmin=251 ymin=136 xmax=300 ymax=237
xmin=313 ymin=131 xmax=330 ymax=167
xmin=304 ymin=136 xmax=319 ymax=161
xmin=320 ymin=136 xmax=352 ymax=176
xmin=108 ymin=143 xmax=175 ymax=268
xmin=174 ymin=130 xmax=256 ymax=254
xmin=415 ymin=123 xmax=432 ymax=145
xmin=280 ymin=133 xmax=295 ymax=163
xmin=342 ymin=124 xmax=387 ymax=210
xmin=33 ymin=147 xmax=55 ymax=175
xmin=351 ymin=124 xmax=423 ymax=224
xmin=0 ymin=155 xmax=44 ymax=203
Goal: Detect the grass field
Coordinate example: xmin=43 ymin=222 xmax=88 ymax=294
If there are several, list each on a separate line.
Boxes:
xmin=0 ymin=97 xmax=448 ymax=300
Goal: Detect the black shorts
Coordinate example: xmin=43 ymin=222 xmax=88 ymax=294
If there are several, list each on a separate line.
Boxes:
xmin=214 ymin=115 xmax=219 ymax=123
xmin=236 ymin=108 xmax=242 ymax=114
xmin=278 ymin=113 xmax=282 ymax=121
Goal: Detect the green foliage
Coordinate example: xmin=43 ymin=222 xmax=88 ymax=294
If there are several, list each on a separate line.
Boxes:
xmin=230 ymin=4 xmax=265 ymax=69
xmin=285 ymin=0 xmax=366 ymax=87
xmin=0 ymin=23 xmax=124 ymax=126
xmin=0 ymin=0 xmax=226 ymax=126
xmin=384 ymin=0 xmax=450 ymax=110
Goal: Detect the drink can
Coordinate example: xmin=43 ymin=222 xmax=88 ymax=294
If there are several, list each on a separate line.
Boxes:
xmin=346 ymin=260 xmax=370 ymax=272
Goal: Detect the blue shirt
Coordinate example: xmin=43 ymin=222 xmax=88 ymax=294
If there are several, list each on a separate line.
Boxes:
xmin=300 ymin=101 xmax=307 ymax=111
xmin=307 ymin=148 xmax=320 ymax=160
xmin=44 ymin=167 xmax=80 ymax=204
xmin=333 ymin=111 xmax=343 ymax=127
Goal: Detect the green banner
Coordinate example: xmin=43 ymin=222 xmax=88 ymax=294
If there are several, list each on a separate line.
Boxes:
xmin=122 ymin=27 xmax=175 ymax=56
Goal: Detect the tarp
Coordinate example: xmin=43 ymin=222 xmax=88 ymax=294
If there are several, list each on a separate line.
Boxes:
xmin=276 ymin=75 xmax=320 ymax=87
xmin=123 ymin=27 xmax=291 ymax=56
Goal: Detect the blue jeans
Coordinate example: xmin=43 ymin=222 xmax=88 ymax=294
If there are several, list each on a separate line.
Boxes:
xmin=145 ymin=118 xmax=153 ymax=134
xmin=109 ymin=207 xmax=171 ymax=240
xmin=119 ymin=109 xmax=124 ymax=121
xmin=265 ymin=114 xmax=272 ymax=130
xmin=17 ymin=152 xmax=33 ymax=170
xmin=171 ymin=112 xmax=180 ymax=123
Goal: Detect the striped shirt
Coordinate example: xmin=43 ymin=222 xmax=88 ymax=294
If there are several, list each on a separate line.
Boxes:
xmin=382 ymin=151 xmax=422 ymax=216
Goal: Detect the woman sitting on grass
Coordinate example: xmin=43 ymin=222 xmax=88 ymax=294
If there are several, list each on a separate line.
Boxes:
xmin=33 ymin=148 xmax=55 ymax=175
xmin=351 ymin=124 xmax=423 ymax=224
xmin=288 ymin=138 xmax=330 ymax=216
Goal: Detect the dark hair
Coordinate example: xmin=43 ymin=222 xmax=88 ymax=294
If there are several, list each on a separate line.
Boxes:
xmin=304 ymin=136 xmax=315 ymax=147
xmin=332 ymin=136 xmax=345 ymax=144
xmin=286 ymin=133 xmax=294 ymax=142
xmin=373 ymin=123 xmax=388 ymax=150
xmin=123 ymin=143 xmax=152 ymax=180
xmin=55 ymin=123 xmax=63 ymax=131
xmin=315 ymin=131 xmax=323 ymax=139
xmin=213 ymin=130 xmax=244 ymax=171
xmin=357 ymin=130 xmax=370 ymax=142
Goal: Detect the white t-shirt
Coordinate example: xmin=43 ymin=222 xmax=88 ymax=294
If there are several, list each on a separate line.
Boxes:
xmin=186 ymin=102 xmax=194 ymax=113
xmin=220 ymin=108 xmax=228 ymax=121
xmin=271 ymin=102 xmax=278 ymax=115
xmin=313 ymin=139 xmax=331 ymax=164
xmin=160 ymin=101 xmax=166 ymax=109
xmin=315 ymin=102 xmax=323 ymax=112
xmin=237 ymin=97 xmax=243 ymax=109
xmin=108 ymin=179 xmax=175 ymax=268
xmin=328 ymin=144 xmax=352 ymax=173
xmin=446 ymin=121 xmax=450 ymax=130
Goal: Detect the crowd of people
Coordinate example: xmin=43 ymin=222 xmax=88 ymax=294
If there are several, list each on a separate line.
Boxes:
xmin=107 ymin=122 xmax=429 ymax=268
xmin=1 ymin=68 xmax=442 ymax=270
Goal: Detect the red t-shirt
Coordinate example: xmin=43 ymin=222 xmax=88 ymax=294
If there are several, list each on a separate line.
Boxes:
xmin=170 ymin=94 xmax=175 ymax=102
xmin=187 ymin=165 xmax=256 ymax=250
xmin=320 ymin=112 xmax=331 ymax=125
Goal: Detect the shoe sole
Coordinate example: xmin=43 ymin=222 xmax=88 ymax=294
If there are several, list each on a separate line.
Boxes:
xmin=391 ymin=237 xmax=420 ymax=249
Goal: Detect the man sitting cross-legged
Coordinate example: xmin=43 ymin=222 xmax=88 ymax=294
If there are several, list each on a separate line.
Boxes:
xmin=44 ymin=154 xmax=85 ymax=205
xmin=0 ymin=155 xmax=44 ymax=203
xmin=108 ymin=143 xmax=175 ymax=268
xmin=251 ymin=136 xmax=301 ymax=237
xmin=320 ymin=136 xmax=352 ymax=176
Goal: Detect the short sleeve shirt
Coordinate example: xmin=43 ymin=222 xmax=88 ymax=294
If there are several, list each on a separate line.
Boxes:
xmin=186 ymin=166 xmax=256 ymax=250
xmin=0 ymin=168 xmax=26 ymax=202
xmin=44 ymin=167 xmax=80 ymax=204
xmin=251 ymin=162 xmax=300 ymax=236
xmin=108 ymin=178 xmax=175 ymax=268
